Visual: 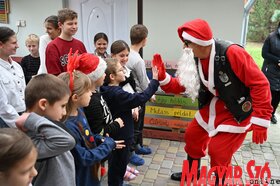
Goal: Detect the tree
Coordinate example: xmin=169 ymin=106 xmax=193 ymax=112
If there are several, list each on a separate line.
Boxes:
xmin=247 ymin=0 xmax=278 ymax=42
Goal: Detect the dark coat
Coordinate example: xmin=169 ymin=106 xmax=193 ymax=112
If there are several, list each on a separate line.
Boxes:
xmin=261 ymin=28 xmax=280 ymax=91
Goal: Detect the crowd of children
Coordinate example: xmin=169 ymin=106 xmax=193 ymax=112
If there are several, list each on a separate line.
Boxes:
xmin=0 ymin=7 xmax=158 ymax=186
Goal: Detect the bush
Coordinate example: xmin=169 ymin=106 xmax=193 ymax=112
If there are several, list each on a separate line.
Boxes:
xmin=247 ymin=0 xmax=278 ymax=42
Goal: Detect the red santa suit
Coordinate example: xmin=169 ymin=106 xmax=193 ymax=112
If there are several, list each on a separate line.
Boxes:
xmin=158 ymin=19 xmax=272 ymax=167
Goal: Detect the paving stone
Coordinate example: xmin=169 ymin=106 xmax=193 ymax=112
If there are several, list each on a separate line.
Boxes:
xmin=264 ymin=153 xmax=275 ymax=161
xmin=149 ymin=163 xmax=161 ymax=170
xmin=271 ymin=168 xmax=280 ymax=177
xmin=129 ymin=174 xmax=144 ymax=185
xmin=167 ymin=146 xmax=178 ymax=153
xmin=158 ymin=168 xmax=171 ymax=175
xmin=143 ymin=157 xmax=152 ymax=165
xmin=251 ymin=149 xmax=263 ymax=154
xmin=174 ymin=156 xmax=185 ymax=164
xmin=153 ymin=154 xmax=164 ymax=162
xmin=145 ymin=169 xmax=158 ymax=179
xmin=241 ymin=151 xmax=253 ymax=158
xmin=176 ymin=151 xmax=187 ymax=157
xmin=165 ymin=153 xmax=176 ymax=159
xmin=156 ymin=149 xmax=167 ymax=155
xmin=161 ymin=160 xmax=173 ymax=169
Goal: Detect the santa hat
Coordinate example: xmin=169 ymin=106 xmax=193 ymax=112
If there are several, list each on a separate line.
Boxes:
xmin=177 ymin=19 xmax=213 ymax=46
xmin=76 ymin=53 xmax=107 ymax=81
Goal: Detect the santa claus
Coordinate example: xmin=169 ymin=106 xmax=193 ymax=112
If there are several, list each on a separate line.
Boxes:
xmin=152 ymin=19 xmax=273 ymax=183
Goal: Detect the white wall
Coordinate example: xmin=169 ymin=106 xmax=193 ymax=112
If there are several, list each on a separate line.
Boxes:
xmin=127 ymin=0 xmax=244 ymax=62
xmin=0 ymin=0 xmax=63 ymax=56
xmin=0 ymin=0 xmax=244 ymax=61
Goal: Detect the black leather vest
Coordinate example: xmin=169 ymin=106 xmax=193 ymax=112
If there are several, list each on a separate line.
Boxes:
xmin=198 ymin=39 xmax=253 ymax=122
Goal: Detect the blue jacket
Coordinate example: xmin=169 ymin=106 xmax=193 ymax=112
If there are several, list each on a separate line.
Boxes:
xmin=100 ymin=79 xmax=159 ymax=144
xmin=65 ymin=108 xmax=116 ymax=186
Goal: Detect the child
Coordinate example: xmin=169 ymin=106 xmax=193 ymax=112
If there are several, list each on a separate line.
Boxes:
xmin=100 ymin=59 xmax=159 ymax=185
xmin=46 ymin=8 xmax=87 ymax=75
xmin=15 ymin=74 xmax=76 ymax=186
xmin=58 ymin=57 xmax=125 ymax=186
xmin=127 ymin=24 xmax=155 ymax=155
xmin=0 ymin=128 xmax=38 ymax=186
xmin=20 ymin=34 xmax=40 ymax=84
xmin=93 ymin=32 xmax=109 ymax=59
xmin=37 ymin=15 xmax=61 ymax=74
xmin=0 ymin=27 xmax=25 ymax=128
xmin=74 ymin=53 xmax=138 ymax=180
xmin=110 ymin=40 xmax=144 ymax=167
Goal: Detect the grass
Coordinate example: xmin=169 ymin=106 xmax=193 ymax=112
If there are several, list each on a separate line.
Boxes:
xmin=245 ymin=42 xmax=263 ymax=69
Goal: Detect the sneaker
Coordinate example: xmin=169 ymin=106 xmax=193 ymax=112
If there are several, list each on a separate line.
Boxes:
xmin=126 ymin=165 xmax=139 ymax=176
xmin=135 ymin=146 xmax=152 ymax=155
xmin=271 ymin=115 xmax=277 ymax=124
xmin=130 ymin=154 xmax=144 ymax=166
xmin=123 ymin=170 xmax=136 ymax=181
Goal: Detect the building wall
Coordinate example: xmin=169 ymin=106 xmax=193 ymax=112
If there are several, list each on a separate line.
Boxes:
xmin=0 ymin=0 xmax=243 ymax=62
xmin=128 ymin=0 xmax=244 ymax=61
xmin=0 ymin=0 xmax=63 ymax=57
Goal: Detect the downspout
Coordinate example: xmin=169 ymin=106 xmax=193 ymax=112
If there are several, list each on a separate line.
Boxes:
xmin=240 ymin=0 xmax=255 ymax=47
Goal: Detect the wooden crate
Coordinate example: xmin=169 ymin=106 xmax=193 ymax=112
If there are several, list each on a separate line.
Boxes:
xmin=143 ymin=93 xmax=198 ymax=141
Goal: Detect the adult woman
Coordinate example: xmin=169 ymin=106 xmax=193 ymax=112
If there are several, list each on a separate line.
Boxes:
xmin=0 ymin=27 xmax=25 ymax=128
xmin=37 ymin=15 xmax=61 ymax=74
xmin=0 ymin=128 xmax=38 ymax=186
xmin=262 ymin=21 xmax=280 ymax=124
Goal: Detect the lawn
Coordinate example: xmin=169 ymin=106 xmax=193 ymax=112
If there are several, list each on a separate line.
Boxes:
xmin=245 ymin=42 xmax=264 ymax=69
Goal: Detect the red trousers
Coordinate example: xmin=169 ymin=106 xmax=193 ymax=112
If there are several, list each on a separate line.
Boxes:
xmin=184 ymin=119 xmax=247 ymax=167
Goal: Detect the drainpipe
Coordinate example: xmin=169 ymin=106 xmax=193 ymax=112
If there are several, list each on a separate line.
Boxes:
xmin=240 ymin=0 xmax=255 ymax=47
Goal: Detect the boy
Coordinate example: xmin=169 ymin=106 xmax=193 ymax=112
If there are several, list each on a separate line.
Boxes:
xmin=126 ymin=24 xmax=154 ymax=157
xmin=46 ymin=8 xmax=86 ymax=75
xmin=16 ymin=74 xmax=76 ymax=186
xmin=20 ymin=34 xmax=40 ymax=84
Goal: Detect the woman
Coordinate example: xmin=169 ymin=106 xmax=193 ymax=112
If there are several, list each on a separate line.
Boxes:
xmin=261 ymin=21 xmax=280 ymax=124
xmin=0 ymin=26 xmax=25 ymax=128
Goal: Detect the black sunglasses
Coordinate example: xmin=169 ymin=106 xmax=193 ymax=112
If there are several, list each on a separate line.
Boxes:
xmin=184 ymin=40 xmax=192 ymax=47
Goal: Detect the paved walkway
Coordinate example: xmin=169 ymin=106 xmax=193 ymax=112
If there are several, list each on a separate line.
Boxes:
xmin=101 ymin=111 xmax=280 ymax=185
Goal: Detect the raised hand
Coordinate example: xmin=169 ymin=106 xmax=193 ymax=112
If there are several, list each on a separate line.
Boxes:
xmin=15 ymin=112 xmax=30 ymax=132
xmin=152 ymin=54 xmax=166 ymax=81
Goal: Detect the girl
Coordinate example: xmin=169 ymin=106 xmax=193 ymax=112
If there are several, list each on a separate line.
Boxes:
xmin=0 ymin=128 xmax=38 ymax=186
xmin=100 ymin=59 xmax=159 ymax=185
xmin=58 ymin=57 xmax=125 ymax=186
xmin=110 ymin=40 xmax=145 ymax=168
xmin=37 ymin=15 xmax=61 ymax=74
xmin=93 ymin=32 xmax=109 ymax=59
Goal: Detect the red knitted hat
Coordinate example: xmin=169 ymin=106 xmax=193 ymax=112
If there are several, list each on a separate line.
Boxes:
xmin=76 ymin=53 xmax=107 ymax=81
xmin=177 ymin=19 xmax=213 ymax=46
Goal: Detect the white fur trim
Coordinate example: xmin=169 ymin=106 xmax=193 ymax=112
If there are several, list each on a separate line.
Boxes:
xmin=250 ymin=117 xmax=270 ymax=128
xmin=197 ymin=43 xmax=216 ymax=96
xmin=195 ymin=96 xmax=252 ymax=137
xmin=159 ymin=73 xmax=171 ymax=85
xmin=208 ymin=123 xmax=252 ymax=137
xmin=195 ymin=111 xmax=209 ymax=132
xmin=88 ymin=57 xmax=107 ymax=81
xmin=182 ymin=31 xmax=213 ymax=46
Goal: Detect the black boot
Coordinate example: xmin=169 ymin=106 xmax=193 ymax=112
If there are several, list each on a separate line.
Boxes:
xmin=171 ymin=156 xmax=201 ymax=181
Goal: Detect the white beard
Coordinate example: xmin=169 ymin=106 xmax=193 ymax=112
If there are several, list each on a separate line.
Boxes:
xmin=175 ymin=48 xmax=200 ymax=101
